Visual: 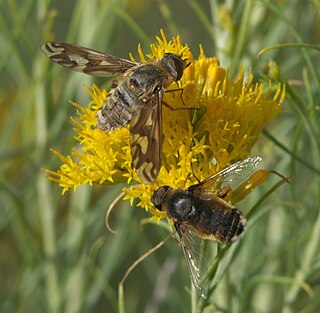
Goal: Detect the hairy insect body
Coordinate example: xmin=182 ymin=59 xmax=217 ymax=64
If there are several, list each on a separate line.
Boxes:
xmin=96 ymin=81 xmax=138 ymax=130
xmin=97 ymin=63 xmax=169 ymax=131
xmin=155 ymin=187 xmax=245 ymax=243
xmin=152 ymin=156 xmax=263 ymax=298
xmin=41 ymin=41 xmax=188 ymax=184
xmin=194 ymin=198 xmax=244 ymax=242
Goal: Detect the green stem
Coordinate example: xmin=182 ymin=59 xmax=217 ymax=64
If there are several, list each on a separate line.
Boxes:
xmin=35 ymin=2 xmax=60 ymax=310
xmin=282 ymin=203 xmax=320 ymax=309
xmin=230 ymin=0 xmax=253 ymax=76
xmin=263 ymin=130 xmax=320 ymax=176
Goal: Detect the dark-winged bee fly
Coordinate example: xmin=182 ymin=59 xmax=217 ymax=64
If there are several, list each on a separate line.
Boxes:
xmin=41 ymin=42 xmax=189 ymax=184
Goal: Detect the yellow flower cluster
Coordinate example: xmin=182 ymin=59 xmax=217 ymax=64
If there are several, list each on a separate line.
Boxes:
xmin=45 ymin=30 xmax=285 ymax=221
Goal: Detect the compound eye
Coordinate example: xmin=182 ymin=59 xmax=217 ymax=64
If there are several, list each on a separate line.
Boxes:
xmin=162 ymin=53 xmax=186 ymax=81
xmin=152 ymin=186 xmax=170 ymax=210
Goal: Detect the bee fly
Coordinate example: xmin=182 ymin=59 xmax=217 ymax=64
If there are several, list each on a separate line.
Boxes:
xmin=152 ymin=156 xmax=263 ymax=298
xmin=41 ymin=42 xmax=188 ymax=184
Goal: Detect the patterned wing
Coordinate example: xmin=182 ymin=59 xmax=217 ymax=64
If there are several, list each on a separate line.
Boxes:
xmin=175 ymin=223 xmax=210 ymax=299
xmin=129 ymin=93 xmax=163 ymax=184
xmin=41 ymin=42 xmax=138 ymax=77
xmin=189 ymin=156 xmax=262 ymax=197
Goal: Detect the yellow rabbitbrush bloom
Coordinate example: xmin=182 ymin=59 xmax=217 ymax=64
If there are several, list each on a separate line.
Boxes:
xmin=45 ymin=30 xmax=285 ymax=221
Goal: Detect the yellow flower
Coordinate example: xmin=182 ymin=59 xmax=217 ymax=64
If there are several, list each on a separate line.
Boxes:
xmin=45 ymin=30 xmax=285 ymax=221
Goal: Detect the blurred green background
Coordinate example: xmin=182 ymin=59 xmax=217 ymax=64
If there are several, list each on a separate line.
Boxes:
xmin=1 ymin=0 xmax=320 ymax=312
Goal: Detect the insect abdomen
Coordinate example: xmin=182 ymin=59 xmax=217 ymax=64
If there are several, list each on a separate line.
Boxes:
xmin=97 ymin=82 xmax=141 ymax=131
xmin=196 ymin=199 xmax=246 ymax=242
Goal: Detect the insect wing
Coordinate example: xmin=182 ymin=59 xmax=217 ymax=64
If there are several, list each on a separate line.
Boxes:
xmin=189 ymin=156 xmax=262 ymax=196
xmin=41 ymin=42 xmax=138 ymax=77
xmin=129 ymin=93 xmax=162 ymax=184
xmin=175 ymin=223 xmax=210 ymax=299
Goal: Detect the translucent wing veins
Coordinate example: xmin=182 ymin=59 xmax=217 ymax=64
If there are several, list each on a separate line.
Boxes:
xmin=189 ymin=156 xmax=262 ymax=196
xmin=175 ymin=223 xmax=209 ymax=299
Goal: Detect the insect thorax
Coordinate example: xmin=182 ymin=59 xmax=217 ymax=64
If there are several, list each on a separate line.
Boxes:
xmin=96 ymin=63 xmax=168 ymax=131
xmin=165 ymin=189 xmax=198 ymax=223
xmin=128 ymin=63 xmax=171 ymax=91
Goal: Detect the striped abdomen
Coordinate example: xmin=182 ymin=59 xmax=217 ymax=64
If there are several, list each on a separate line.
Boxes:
xmin=195 ymin=197 xmax=246 ymax=242
xmin=97 ymin=82 xmax=142 ymax=131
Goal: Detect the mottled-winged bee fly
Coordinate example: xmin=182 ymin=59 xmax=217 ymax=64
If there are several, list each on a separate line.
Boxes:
xmin=41 ymin=42 xmax=188 ymax=184
xmin=152 ymin=156 xmax=263 ymax=298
